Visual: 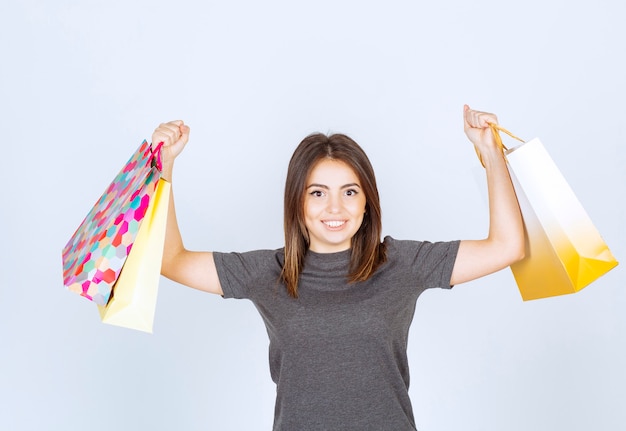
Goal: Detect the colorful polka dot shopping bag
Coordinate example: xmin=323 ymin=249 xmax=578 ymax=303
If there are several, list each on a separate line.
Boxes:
xmin=62 ymin=140 xmax=170 ymax=333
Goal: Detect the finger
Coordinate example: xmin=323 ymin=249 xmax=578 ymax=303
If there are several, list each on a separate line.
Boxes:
xmin=479 ymin=112 xmax=498 ymax=127
xmin=463 ymin=104 xmax=473 ymax=132
xmin=158 ymin=121 xmax=182 ymax=135
xmin=179 ymin=124 xmax=190 ymax=142
xmin=464 ymin=106 xmax=484 ymax=124
xmin=152 ymin=129 xmax=177 ymax=145
xmin=154 ymin=122 xmax=183 ymax=143
xmin=465 ymin=110 xmax=498 ymax=129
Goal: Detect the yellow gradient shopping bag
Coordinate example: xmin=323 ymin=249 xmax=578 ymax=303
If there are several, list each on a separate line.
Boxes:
xmin=484 ymin=125 xmax=618 ymax=300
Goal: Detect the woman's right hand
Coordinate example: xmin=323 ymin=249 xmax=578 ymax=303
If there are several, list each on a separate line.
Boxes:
xmin=152 ymin=120 xmax=190 ymax=180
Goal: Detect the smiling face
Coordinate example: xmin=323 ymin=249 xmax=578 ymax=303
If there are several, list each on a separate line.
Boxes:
xmin=304 ymin=158 xmax=367 ymax=253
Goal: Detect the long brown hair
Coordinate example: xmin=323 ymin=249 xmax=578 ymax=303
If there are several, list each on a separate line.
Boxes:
xmin=281 ymin=133 xmax=386 ymax=297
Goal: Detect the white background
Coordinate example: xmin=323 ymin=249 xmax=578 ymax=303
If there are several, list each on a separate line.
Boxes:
xmin=1 ymin=1 xmax=624 ymax=430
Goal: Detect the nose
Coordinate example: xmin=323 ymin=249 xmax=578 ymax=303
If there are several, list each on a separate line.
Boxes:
xmin=327 ymin=193 xmax=341 ymax=214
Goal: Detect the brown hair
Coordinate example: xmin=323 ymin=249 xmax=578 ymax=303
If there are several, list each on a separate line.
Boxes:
xmin=281 ymin=133 xmax=387 ymax=297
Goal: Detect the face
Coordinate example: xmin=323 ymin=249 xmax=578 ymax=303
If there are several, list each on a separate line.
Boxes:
xmin=304 ymin=159 xmax=367 ymax=253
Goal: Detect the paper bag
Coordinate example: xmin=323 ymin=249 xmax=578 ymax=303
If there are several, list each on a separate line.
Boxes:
xmin=97 ymin=178 xmax=170 ymax=333
xmin=62 ymin=140 xmax=162 ymax=306
xmin=504 ymin=136 xmax=618 ymax=300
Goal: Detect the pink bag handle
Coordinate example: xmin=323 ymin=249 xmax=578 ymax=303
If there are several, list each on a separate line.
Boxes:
xmin=151 ymin=142 xmax=165 ymax=171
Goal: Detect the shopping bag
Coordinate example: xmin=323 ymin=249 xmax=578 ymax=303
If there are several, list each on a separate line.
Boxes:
xmin=97 ymin=178 xmax=170 ymax=333
xmin=486 ymin=124 xmax=618 ymax=300
xmin=62 ymin=140 xmax=168 ymax=330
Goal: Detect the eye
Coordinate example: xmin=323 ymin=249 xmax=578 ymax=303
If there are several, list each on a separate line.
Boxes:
xmin=309 ymin=190 xmax=325 ymax=197
xmin=344 ymin=189 xmax=359 ymax=197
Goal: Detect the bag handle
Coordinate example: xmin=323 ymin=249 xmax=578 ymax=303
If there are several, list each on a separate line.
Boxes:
xmin=151 ymin=142 xmax=165 ymax=171
xmin=475 ymin=124 xmax=525 ymax=167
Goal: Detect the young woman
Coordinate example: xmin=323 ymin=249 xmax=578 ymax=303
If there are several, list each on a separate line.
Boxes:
xmin=153 ymin=105 xmax=525 ymax=431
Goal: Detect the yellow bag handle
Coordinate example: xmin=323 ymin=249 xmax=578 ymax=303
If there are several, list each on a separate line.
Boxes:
xmin=475 ymin=123 xmax=525 ymax=167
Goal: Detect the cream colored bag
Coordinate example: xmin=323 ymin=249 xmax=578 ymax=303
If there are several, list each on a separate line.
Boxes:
xmin=98 ymin=178 xmax=170 ymax=332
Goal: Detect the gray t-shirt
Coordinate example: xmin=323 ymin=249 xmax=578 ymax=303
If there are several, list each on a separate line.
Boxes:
xmin=213 ymin=236 xmax=460 ymax=431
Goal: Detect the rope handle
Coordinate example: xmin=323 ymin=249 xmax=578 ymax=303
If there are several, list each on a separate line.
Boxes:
xmin=475 ymin=124 xmax=525 ymax=167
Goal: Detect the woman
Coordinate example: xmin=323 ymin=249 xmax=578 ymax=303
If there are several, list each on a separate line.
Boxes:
xmin=154 ymin=105 xmax=524 ymax=430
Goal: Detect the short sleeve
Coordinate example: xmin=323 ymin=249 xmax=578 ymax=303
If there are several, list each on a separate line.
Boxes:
xmin=383 ymin=236 xmax=460 ymax=290
xmin=213 ymin=249 xmax=284 ymax=300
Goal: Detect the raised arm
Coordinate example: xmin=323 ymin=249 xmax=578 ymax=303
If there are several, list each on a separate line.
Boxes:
xmin=153 ymin=121 xmax=223 ymax=295
xmin=449 ymin=105 xmax=525 ymax=286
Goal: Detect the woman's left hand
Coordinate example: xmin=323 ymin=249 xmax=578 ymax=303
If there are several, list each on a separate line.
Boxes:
xmin=450 ymin=104 xmax=525 ymax=286
xmin=463 ymin=104 xmax=499 ymax=158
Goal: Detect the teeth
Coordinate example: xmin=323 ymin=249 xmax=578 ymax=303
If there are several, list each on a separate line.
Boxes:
xmin=325 ymin=221 xmax=345 ymax=227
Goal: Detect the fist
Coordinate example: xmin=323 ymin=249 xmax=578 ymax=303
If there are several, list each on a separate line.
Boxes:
xmin=152 ymin=120 xmax=190 ymax=167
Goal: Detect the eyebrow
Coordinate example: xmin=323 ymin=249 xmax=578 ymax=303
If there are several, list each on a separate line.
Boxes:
xmin=306 ymin=183 xmax=361 ymax=190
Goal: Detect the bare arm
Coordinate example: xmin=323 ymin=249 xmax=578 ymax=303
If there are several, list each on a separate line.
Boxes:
xmin=153 ymin=121 xmax=223 ymax=295
xmin=449 ymin=106 xmax=525 ymax=285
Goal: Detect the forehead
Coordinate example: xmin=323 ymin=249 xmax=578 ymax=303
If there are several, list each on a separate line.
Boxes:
xmin=307 ymin=158 xmax=360 ymax=185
